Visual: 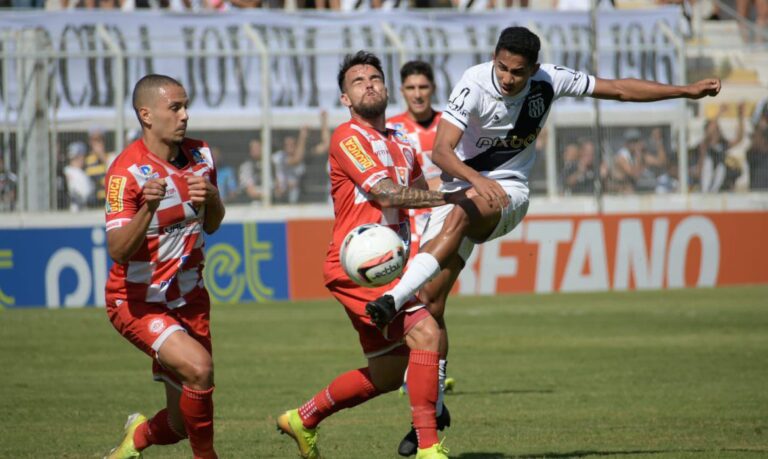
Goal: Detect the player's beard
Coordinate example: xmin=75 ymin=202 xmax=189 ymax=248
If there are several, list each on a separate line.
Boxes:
xmin=354 ymin=94 xmax=387 ymax=120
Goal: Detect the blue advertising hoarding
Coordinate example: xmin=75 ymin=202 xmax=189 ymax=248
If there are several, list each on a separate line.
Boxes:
xmin=0 ymin=222 xmax=289 ymax=308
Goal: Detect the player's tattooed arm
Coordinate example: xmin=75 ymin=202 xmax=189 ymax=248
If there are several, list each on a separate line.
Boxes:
xmin=370 ymin=178 xmax=462 ymax=209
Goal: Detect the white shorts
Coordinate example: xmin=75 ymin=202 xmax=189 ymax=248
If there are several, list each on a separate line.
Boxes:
xmin=421 ymin=178 xmax=530 ymax=262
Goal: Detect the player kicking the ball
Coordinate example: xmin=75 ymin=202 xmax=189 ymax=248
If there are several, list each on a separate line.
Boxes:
xmin=276 ymin=51 xmax=467 ymax=459
xmin=366 ymin=26 xmax=721 ymax=455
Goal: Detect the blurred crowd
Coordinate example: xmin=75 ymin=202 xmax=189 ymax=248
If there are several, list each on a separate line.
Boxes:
xmin=559 ymin=99 xmax=768 ymax=195
xmin=0 ymin=0 xmax=763 ymax=24
xmin=1 ymin=100 xmax=767 ymax=213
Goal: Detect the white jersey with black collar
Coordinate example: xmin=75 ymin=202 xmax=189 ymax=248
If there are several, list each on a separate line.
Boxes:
xmin=442 ymin=61 xmax=595 ymax=183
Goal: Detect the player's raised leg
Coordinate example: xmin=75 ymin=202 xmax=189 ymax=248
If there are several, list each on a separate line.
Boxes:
xmin=367 ymin=193 xmax=500 ymax=325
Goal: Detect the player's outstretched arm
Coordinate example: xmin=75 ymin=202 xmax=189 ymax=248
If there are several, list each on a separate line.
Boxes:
xmin=369 ymin=178 xmax=456 ymax=209
xmin=591 ymin=77 xmax=721 ymax=102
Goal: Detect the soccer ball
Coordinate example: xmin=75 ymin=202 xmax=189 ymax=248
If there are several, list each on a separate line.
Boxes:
xmin=340 ymin=223 xmax=407 ymax=288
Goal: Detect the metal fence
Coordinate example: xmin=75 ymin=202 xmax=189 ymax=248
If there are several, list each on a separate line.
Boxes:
xmin=0 ymin=11 xmax=765 ymax=214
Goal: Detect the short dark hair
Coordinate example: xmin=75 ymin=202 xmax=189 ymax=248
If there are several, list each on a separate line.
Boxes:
xmin=495 ymin=27 xmax=541 ymax=66
xmin=400 ymin=60 xmax=434 ymax=85
xmin=132 ymin=74 xmax=183 ymax=113
xmin=337 ymin=50 xmax=385 ymax=92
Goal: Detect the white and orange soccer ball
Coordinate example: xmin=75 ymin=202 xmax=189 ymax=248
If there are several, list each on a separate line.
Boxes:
xmin=340 ymin=223 xmax=407 ymax=288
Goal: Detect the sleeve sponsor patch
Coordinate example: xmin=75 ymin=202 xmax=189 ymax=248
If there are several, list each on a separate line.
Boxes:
xmin=340 ymin=136 xmax=376 ymax=172
xmin=106 ymin=175 xmax=127 ymax=214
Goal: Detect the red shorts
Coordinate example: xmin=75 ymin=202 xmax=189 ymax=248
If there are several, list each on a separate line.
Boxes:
xmin=327 ymin=277 xmax=430 ymax=358
xmin=106 ymin=292 xmax=212 ymax=386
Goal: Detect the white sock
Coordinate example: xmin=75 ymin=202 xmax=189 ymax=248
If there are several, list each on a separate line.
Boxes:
xmin=400 ymin=367 xmax=408 ymax=394
xmin=436 ymin=359 xmax=447 ymax=417
xmin=388 ymin=252 xmax=440 ymax=310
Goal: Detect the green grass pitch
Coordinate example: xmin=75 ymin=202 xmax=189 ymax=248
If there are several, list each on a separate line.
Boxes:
xmin=2 ymin=286 xmax=767 ymax=458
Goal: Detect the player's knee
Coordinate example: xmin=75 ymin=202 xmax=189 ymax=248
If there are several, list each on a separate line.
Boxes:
xmin=407 ymin=316 xmax=440 ymax=351
xmin=445 ymin=206 xmax=471 ymax=235
xmin=181 ymin=358 xmax=214 ymax=389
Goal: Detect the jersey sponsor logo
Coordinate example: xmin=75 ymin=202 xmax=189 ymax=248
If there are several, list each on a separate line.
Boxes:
xmin=106 ymin=176 xmax=126 ymax=214
xmin=554 ymin=65 xmax=581 ymax=82
xmin=340 ymin=136 xmax=376 ymax=172
xmin=139 ymin=164 xmax=159 ymax=179
xmin=448 ymin=87 xmax=470 ymax=118
xmin=393 ymin=129 xmax=411 ymax=145
xmin=528 ymin=94 xmax=546 ymax=118
xmin=191 ymin=148 xmax=206 ymax=164
xmin=164 ymin=221 xmax=186 ymax=234
xmin=400 ymin=146 xmax=415 ymax=166
xmin=395 ymin=166 xmax=409 ymax=186
xmin=475 ymin=127 xmax=541 ymax=151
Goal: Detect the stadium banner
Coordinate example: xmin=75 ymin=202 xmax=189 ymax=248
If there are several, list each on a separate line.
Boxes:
xmin=0 ymin=9 xmax=683 ymax=119
xmin=1 ymin=211 xmax=764 ymax=308
xmin=286 ymin=212 xmax=768 ymax=299
xmin=0 ymin=222 xmax=290 ymax=308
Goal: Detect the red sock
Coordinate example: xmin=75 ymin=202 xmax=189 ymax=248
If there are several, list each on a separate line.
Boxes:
xmin=180 ymin=386 xmax=217 ymax=459
xmin=133 ymin=408 xmax=186 ymax=451
xmin=298 ymin=368 xmax=381 ymax=429
xmin=407 ymin=350 xmax=439 ymax=449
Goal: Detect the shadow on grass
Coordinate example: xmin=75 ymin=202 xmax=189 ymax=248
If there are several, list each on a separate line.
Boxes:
xmin=455 ymin=450 xmax=680 ymax=458
xmin=455 ymin=448 xmax=768 ymax=458
xmin=448 ymin=389 xmax=555 ymax=396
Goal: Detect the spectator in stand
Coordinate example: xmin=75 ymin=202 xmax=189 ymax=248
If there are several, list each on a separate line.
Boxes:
xmin=295 ymin=0 xmax=340 ymax=8
xmin=239 ymin=139 xmax=265 ymax=202
xmin=212 ymin=147 xmax=239 ymax=202
xmin=63 ymin=141 xmax=95 ymax=211
xmin=53 ymin=142 xmax=71 ymax=210
xmin=611 ymin=128 xmax=656 ymax=193
xmin=84 ymin=126 xmax=114 ymax=208
xmin=560 ymin=141 xmax=580 ymax=193
xmin=747 ymin=100 xmax=768 ymax=189
xmin=563 ymin=138 xmax=604 ymax=194
xmin=311 ymin=110 xmax=332 ymax=158
xmin=273 ymin=129 xmax=308 ymax=204
xmin=695 ymin=104 xmax=745 ymax=192
xmin=0 ymin=153 xmax=17 ymax=212
xmin=736 ymin=0 xmax=768 ymax=42
xmin=302 ymin=110 xmax=334 ymax=202
xmin=11 ymin=0 xmax=44 ymax=7
xmin=643 ymin=127 xmax=677 ymax=193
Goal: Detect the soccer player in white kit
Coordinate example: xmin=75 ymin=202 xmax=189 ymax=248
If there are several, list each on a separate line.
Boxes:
xmin=366 ymin=26 xmax=721 ymax=455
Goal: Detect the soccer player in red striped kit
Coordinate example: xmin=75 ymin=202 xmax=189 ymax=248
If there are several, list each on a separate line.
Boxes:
xmin=103 ymin=74 xmax=224 ymax=459
xmin=276 ymin=51 xmax=468 ymax=459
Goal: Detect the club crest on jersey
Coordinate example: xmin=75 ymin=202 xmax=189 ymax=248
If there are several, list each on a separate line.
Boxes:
xmin=149 ymin=318 xmax=166 ymax=335
xmin=139 ymin=164 xmax=159 ymax=179
xmin=106 ymin=176 xmax=126 ymax=214
xmin=528 ymin=94 xmax=546 ymax=118
xmin=390 ymin=122 xmax=405 ymax=131
xmin=340 ymin=136 xmax=376 ymax=172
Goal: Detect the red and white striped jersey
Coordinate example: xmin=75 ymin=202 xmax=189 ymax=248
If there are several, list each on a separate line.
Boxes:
xmin=386 ymin=111 xmax=442 ymax=255
xmin=323 ymin=119 xmax=423 ymax=285
xmin=386 ymin=111 xmax=442 ymax=181
xmin=104 ymin=138 xmax=218 ymax=309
